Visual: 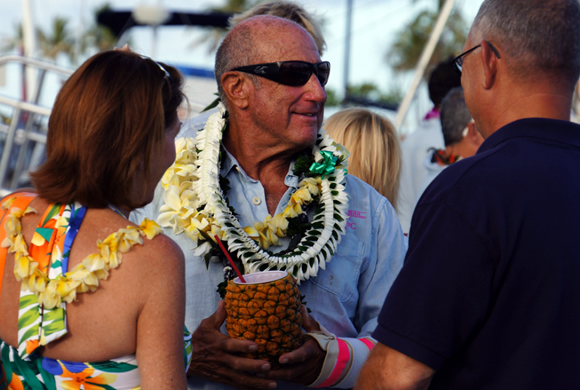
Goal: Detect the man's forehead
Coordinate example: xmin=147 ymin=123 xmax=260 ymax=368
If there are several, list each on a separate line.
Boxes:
xmin=235 ymin=17 xmax=314 ymax=56
xmin=255 ymin=26 xmax=320 ymax=62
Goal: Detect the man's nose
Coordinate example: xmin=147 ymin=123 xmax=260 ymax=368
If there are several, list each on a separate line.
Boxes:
xmin=304 ymin=73 xmax=327 ymax=103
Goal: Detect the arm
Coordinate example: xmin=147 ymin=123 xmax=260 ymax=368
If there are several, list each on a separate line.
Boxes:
xmin=309 ymin=199 xmax=405 ymax=388
xmin=135 ymin=235 xmax=188 ymax=389
xmin=354 ymin=343 xmax=434 ymax=390
xmin=188 ymin=300 xmax=277 ymax=390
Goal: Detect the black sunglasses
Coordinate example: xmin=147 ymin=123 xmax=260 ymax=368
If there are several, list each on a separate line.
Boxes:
xmin=231 ymin=61 xmax=331 ymax=86
xmin=453 ymin=41 xmax=501 ymax=74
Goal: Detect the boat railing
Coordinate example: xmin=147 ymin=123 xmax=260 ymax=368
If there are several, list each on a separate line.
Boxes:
xmin=0 ymin=55 xmax=73 ymax=197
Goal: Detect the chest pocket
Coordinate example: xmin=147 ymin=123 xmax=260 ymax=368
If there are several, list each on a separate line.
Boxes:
xmin=309 ymin=235 xmax=366 ymax=302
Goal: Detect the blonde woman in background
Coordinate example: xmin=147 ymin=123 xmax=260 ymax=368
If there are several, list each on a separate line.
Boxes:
xmin=324 ymin=108 xmax=402 ymax=210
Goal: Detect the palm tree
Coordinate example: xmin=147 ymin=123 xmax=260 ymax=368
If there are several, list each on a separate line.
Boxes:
xmin=82 ymin=3 xmax=119 ymax=55
xmin=1 ymin=23 xmax=28 ymax=101
xmin=387 ymin=0 xmax=467 ymax=76
xmin=37 ymin=17 xmax=75 ymax=63
xmin=189 ymin=0 xmax=261 ymax=53
xmin=0 ymin=23 xmax=25 ymax=55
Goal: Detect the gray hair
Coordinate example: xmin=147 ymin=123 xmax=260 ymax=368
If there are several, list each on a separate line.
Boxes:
xmin=472 ymin=0 xmax=580 ymax=84
xmin=214 ymin=19 xmax=259 ymax=109
xmin=440 ymin=87 xmax=472 ymax=146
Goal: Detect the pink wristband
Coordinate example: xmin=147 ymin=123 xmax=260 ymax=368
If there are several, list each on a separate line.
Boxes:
xmin=316 ymin=339 xmax=350 ymax=388
xmin=360 ymin=337 xmax=375 ymax=351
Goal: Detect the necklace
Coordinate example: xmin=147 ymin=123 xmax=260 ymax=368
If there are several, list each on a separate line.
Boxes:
xmin=158 ymin=103 xmax=350 ymax=283
xmin=1 ymin=198 xmax=162 ymax=310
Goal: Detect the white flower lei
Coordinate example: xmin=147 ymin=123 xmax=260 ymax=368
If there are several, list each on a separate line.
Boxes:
xmin=158 ymin=103 xmax=350 ymax=283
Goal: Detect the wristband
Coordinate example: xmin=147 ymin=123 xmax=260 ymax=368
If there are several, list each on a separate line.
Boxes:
xmin=305 ymin=330 xmax=341 ymax=388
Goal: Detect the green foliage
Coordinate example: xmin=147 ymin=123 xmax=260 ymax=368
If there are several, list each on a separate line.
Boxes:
xmin=220 ymin=176 xmax=231 ymax=193
xmin=293 ymin=154 xmax=315 ymax=176
xmin=387 ymin=1 xmax=468 ymax=77
xmin=0 ymin=23 xmax=24 ymax=54
xmin=326 ymin=83 xmax=403 ymax=107
xmin=189 ymin=0 xmax=262 ymax=53
xmin=210 ymin=0 xmax=262 ymax=13
xmin=202 ymin=95 xmax=221 ymax=112
xmin=347 ymin=82 xmax=403 ymax=106
xmin=2 ymin=3 xmax=120 ymax=64
xmin=286 ymin=216 xmax=311 ymax=238
xmin=83 ymin=3 xmax=120 ymax=54
xmin=217 ymin=280 xmax=228 ymax=299
xmin=325 ymin=88 xmax=341 ymax=107
xmin=37 ymin=17 xmax=75 ymax=62
xmin=198 ymin=230 xmax=220 ymax=269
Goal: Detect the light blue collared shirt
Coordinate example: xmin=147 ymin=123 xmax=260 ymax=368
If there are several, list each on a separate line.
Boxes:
xmin=133 ymin=119 xmax=406 ymax=390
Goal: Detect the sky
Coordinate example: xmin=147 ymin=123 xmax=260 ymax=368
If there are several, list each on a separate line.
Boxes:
xmin=0 ymin=0 xmax=485 ymax=130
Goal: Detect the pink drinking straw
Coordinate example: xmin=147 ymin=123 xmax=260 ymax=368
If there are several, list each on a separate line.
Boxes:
xmin=214 ymin=235 xmax=246 ymax=283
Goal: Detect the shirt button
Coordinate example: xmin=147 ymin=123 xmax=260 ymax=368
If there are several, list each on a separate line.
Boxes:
xmin=252 ymin=197 xmax=261 ymax=205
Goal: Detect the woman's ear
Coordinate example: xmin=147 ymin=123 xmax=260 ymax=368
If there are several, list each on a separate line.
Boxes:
xmin=221 ymin=72 xmax=250 ymax=109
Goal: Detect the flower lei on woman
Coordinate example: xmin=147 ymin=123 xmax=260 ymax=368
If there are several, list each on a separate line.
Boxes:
xmin=1 ymin=198 xmax=162 ymax=309
xmin=158 ymin=103 xmax=350 ymax=283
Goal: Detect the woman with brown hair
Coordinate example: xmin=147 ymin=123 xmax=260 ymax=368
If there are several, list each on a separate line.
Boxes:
xmin=0 ymin=50 xmax=189 ymax=389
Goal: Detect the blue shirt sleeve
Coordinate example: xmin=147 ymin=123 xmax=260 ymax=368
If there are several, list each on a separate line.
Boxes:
xmin=356 ymin=196 xmax=406 ymax=336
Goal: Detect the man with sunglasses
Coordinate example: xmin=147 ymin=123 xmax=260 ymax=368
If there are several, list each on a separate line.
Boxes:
xmin=356 ymin=0 xmax=580 ymax=389
xmin=136 ymin=15 xmax=406 ymax=390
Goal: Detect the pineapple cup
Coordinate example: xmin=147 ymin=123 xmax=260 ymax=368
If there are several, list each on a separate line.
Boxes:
xmin=224 ymin=271 xmax=304 ymax=368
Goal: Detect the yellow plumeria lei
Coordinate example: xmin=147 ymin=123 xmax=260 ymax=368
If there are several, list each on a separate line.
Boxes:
xmin=1 ymin=200 xmax=162 ymax=309
xmin=158 ymin=103 xmax=350 ymax=283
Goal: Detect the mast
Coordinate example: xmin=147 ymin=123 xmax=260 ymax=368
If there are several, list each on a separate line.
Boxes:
xmin=21 ymin=0 xmax=37 ymax=101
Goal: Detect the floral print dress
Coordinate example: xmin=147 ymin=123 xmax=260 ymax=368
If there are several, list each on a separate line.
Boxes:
xmin=0 ymin=194 xmax=193 ymax=390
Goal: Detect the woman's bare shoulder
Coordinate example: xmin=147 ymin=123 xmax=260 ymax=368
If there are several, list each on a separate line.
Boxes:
xmin=141 ymin=232 xmax=185 ymax=265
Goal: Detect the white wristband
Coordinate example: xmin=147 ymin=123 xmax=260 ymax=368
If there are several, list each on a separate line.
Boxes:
xmin=304 ymin=330 xmax=340 ymax=388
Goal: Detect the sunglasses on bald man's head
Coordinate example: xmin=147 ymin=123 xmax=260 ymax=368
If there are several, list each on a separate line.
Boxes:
xmin=231 ymin=61 xmax=331 ymax=87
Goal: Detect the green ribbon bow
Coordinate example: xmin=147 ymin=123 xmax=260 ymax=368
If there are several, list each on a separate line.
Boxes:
xmin=309 ymin=150 xmax=337 ymax=178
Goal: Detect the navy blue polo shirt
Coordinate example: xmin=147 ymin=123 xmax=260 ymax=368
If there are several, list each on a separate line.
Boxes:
xmin=374 ymin=118 xmax=580 ymax=389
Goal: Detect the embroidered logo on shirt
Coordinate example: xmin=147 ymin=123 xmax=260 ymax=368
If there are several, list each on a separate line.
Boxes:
xmin=346 ymin=210 xmax=366 ymax=230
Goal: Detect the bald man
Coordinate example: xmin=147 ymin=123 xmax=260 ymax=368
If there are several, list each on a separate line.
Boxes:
xmin=138 ymin=15 xmax=406 ymax=390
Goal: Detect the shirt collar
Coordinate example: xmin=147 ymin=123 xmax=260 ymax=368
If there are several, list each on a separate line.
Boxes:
xmin=220 ymin=145 xmax=239 ymax=177
xmin=478 ymin=118 xmax=580 ymax=154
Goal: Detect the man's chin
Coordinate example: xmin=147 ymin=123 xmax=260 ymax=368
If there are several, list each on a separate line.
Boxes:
xmin=287 ymin=134 xmax=319 ymax=155
xmin=303 ymin=130 xmax=320 ymax=147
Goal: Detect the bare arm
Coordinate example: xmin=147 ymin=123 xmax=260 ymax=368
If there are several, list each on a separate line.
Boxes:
xmin=354 ymin=343 xmax=435 ymax=390
xmin=136 ymin=236 xmax=188 ymax=390
xmin=188 ymin=300 xmax=277 ymax=390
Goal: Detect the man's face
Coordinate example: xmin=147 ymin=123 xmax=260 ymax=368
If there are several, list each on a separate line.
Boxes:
xmin=247 ymin=25 xmax=327 ymax=152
